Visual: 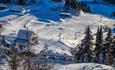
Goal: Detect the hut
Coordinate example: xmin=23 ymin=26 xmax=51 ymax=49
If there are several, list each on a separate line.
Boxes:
xmin=14 ymin=29 xmax=38 ymax=46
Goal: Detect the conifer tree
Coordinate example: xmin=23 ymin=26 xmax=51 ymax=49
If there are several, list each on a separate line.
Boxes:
xmin=94 ymin=27 xmax=102 ymax=63
xmin=112 ymin=36 xmax=115 ymax=65
xmin=112 ymin=36 xmax=115 ymax=58
xmin=104 ymin=28 xmax=113 ymax=65
xmin=94 ymin=27 xmax=105 ymax=64
xmin=95 ymin=27 xmax=101 ymax=53
xmin=80 ymin=26 xmax=94 ymax=63
xmin=71 ymin=46 xmax=82 ymax=63
xmin=64 ymin=0 xmax=80 ymax=15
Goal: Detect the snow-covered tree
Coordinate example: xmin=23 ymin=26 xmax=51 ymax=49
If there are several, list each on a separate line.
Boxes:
xmin=71 ymin=47 xmax=80 ymax=63
xmin=111 ymin=36 xmax=115 ymax=65
xmin=112 ymin=36 xmax=115 ymax=57
xmin=94 ymin=27 xmax=105 ymax=64
xmin=104 ymin=28 xmax=113 ymax=65
xmin=79 ymin=26 xmax=94 ymax=63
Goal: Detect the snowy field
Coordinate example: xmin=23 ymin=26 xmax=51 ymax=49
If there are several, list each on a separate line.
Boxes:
xmin=0 ymin=0 xmax=115 ymax=70
xmin=52 ymin=63 xmax=115 ymax=70
xmin=0 ymin=63 xmax=114 ymax=70
xmin=0 ymin=1 xmax=115 ymax=60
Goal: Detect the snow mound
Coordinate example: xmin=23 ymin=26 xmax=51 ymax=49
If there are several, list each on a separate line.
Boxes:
xmin=52 ymin=63 xmax=115 ymax=70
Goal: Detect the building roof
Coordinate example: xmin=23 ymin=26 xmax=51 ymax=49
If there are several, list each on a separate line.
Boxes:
xmin=15 ymin=38 xmax=28 ymax=45
xmin=17 ymin=29 xmax=33 ymax=39
xmin=15 ymin=29 xmax=37 ymax=45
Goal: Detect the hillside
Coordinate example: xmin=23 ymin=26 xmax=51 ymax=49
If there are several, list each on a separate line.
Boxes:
xmin=0 ymin=0 xmax=115 ymax=70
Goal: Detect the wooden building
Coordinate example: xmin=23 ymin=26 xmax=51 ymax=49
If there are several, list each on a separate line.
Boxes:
xmin=15 ymin=29 xmax=38 ymax=46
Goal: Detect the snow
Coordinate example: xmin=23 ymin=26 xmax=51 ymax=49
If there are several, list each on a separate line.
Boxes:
xmin=0 ymin=0 xmax=115 ymax=69
xmin=0 ymin=64 xmax=9 ymax=70
xmin=46 ymin=40 xmax=72 ymax=56
xmin=52 ymin=63 xmax=115 ymax=70
xmin=0 ymin=4 xmax=114 ymax=56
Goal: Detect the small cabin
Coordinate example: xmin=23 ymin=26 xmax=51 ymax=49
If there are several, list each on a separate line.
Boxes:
xmin=15 ymin=29 xmax=38 ymax=46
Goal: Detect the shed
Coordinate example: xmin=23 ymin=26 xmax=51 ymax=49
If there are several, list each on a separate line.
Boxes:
xmin=15 ymin=29 xmax=38 ymax=46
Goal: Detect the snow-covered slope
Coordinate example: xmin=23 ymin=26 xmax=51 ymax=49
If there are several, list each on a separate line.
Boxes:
xmin=1 ymin=11 xmax=115 ymax=65
xmin=0 ymin=0 xmax=115 ymax=69
xmin=1 ymin=7 xmax=115 ymax=54
xmin=52 ymin=63 xmax=115 ymax=70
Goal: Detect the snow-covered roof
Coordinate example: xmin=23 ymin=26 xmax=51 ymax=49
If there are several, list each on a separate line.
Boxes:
xmin=17 ymin=29 xmax=33 ymax=39
xmin=15 ymin=39 xmax=28 ymax=45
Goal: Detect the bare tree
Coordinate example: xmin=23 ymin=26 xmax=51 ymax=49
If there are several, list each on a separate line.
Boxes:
xmin=9 ymin=47 xmax=20 ymax=70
